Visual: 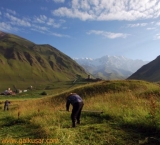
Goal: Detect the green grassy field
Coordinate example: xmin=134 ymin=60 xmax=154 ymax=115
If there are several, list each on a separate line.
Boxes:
xmin=0 ymin=80 xmax=160 ymax=145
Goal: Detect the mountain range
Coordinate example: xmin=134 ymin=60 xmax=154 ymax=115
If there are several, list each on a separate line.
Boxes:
xmin=0 ymin=30 xmax=87 ymax=90
xmin=74 ymin=56 xmax=149 ymax=80
xmin=0 ymin=29 xmax=159 ymax=90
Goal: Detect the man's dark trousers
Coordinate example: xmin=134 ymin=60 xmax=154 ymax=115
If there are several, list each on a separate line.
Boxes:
xmin=71 ymin=102 xmax=84 ymax=127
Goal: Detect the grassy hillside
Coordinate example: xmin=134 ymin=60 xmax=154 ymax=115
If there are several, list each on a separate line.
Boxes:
xmin=128 ymin=55 xmax=160 ymax=82
xmin=0 ymin=31 xmax=87 ymax=91
xmin=0 ymin=80 xmax=160 ymax=144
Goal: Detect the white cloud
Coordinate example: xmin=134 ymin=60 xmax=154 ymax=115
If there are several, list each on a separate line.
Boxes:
xmin=48 ymin=18 xmax=61 ymax=27
xmin=0 ymin=22 xmax=17 ymax=31
xmin=53 ymin=0 xmax=65 ymax=3
xmin=32 ymin=24 xmax=70 ymax=37
xmin=0 ymin=22 xmax=12 ymax=31
xmin=52 ymin=0 xmax=160 ymax=21
xmin=154 ymin=34 xmax=160 ymax=40
xmin=156 ymin=21 xmax=160 ymax=25
xmin=47 ymin=18 xmax=61 ymax=28
xmin=31 ymin=24 xmax=50 ymax=35
xmin=34 ymin=15 xmax=47 ymax=23
xmin=5 ymin=13 xmax=31 ymax=27
xmin=127 ymin=23 xmax=148 ymax=27
xmin=53 ymin=7 xmax=95 ymax=21
xmin=34 ymin=15 xmax=65 ymax=28
xmin=87 ymin=30 xmax=129 ymax=39
xmin=32 ymin=25 xmax=48 ymax=31
xmin=40 ymin=7 xmax=48 ymax=11
xmin=47 ymin=18 xmax=55 ymax=25
xmin=51 ymin=32 xmax=70 ymax=37
xmin=1 ymin=8 xmax=67 ymax=37
xmin=147 ymin=27 xmax=156 ymax=30
xmin=6 ymin=9 xmax=16 ymax=15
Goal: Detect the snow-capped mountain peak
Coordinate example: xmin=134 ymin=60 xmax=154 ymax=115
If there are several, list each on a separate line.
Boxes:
xmin=73 ymin=55 xmax=149 ymax=80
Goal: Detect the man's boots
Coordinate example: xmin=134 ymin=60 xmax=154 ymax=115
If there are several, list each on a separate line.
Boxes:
xmin=72 ymin=122 xmax=76 ymax=127
xmin=77 ymin=120 xmax=80 ymax=124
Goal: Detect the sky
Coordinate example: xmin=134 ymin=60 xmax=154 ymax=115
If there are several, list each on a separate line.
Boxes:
xmin=1 ymin=0 xmax=160 ymax=61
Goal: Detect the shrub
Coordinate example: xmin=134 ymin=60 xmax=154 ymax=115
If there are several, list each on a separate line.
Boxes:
xmin=40 ymin=91 xmax=47 ymax=95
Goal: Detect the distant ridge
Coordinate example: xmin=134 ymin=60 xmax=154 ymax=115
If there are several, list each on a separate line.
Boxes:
xmin=0 ymin=30 xmax=87 ymax=90
xmin=128 ymin=55 xmax=160 ymax=82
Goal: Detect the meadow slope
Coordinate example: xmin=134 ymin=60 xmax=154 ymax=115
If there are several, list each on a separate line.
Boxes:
xmin=0 ymin=80 xmax=160 ymax=145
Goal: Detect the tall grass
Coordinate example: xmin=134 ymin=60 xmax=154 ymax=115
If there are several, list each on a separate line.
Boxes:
xmin=1 ymin=80 xmax=160 ymax=144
